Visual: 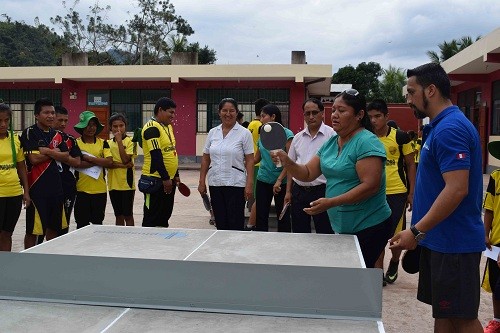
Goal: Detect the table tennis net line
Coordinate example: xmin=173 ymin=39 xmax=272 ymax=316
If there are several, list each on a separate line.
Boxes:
xmin=182 ymin=230 xmax=218 ymax=261
xmin=100 ymin=307 xmax=130 ymax=333
xmin=99 ymin=231 xmax=217 ymax=332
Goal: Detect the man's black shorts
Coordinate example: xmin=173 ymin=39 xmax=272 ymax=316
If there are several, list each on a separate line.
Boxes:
xmin=417 ymin=246 xmax=481 ymax=319
xmin=26 ymin=195 xmax=65 ymax=235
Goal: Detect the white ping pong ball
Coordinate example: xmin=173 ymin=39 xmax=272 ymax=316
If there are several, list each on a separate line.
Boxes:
xmin=263 ymin=124 xmax=272 ymax=132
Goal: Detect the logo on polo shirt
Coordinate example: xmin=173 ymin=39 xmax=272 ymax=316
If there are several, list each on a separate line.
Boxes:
xmin=456 ymin=153 xmax=467 ymax=159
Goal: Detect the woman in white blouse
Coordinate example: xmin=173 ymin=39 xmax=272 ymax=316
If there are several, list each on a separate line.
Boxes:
xmin=198 ymin=98 xmax=254 ymax=230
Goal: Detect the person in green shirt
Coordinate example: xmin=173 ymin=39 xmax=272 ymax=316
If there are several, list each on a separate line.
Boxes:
xmin=273 ymin=89 xmax=391 ymax=268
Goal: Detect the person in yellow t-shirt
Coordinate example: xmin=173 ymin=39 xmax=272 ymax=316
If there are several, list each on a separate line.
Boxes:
xmin=74 ymin=111 xmax=113 ymax=229
xmin=107 ymin=113 xmax=136 ymax=226
xmin=367 ymin=99 xmax=416 ymax=285
xmin=482 ymin=142 xmax=500 ymax=332
xmin=0 ymin=103 xmax=30 ymax=251
xmin=141 ymin=97 xmax=180 ymax=228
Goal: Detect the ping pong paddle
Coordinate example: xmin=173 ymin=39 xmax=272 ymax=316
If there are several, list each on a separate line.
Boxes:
xmin=402 ymin=245 xmax=421 ymax=274
xmin=201 ymin=193 xmax=216 ymax=226
xmin=260 ymin=122 xmax=287 ymax=167
xmin=177 ymin=182 xmax=191 ymax=197
xmin=201 ymin=193 xmax=212 ymax=211
xmin=278 ymin=202 xmax=290 ymax=220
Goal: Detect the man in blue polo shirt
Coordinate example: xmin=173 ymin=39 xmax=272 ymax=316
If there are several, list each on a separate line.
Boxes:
xmin=390 ymin=63 xmax=484 ymax=333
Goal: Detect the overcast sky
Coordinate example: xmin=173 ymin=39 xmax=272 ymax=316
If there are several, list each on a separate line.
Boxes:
xmin=3 ymin=0 xmax=500 ymax=74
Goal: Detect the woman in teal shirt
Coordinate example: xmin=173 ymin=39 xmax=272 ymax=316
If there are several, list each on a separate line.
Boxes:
xmin=255 ymin=104 xmax=294 ymax=232
xmin=273 ymin=90 xmax=391 ymax=268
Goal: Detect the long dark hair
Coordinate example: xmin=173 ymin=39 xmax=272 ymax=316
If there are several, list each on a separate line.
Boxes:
xmin=261 ymin=104 xmax=282 ymax=125
xmin=0 ymin=103 xmax=16 ymax=163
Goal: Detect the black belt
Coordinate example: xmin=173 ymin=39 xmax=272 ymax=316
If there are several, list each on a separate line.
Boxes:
xmin=295 ymin=183 xmax=325 ymax=192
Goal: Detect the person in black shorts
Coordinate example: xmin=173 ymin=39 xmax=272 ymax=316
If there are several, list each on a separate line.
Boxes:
xmin=53 ymin=106 xmax=82 ymax=235
xmin=390 ymin=63 xmax=484 ymax=332
xmin=107 ymin=113 xmax=136 ymax=226
xmin=20 ymin=98 xmax=69 ymax=249
xmin=0 ymin=103 xmax=30 ymax=251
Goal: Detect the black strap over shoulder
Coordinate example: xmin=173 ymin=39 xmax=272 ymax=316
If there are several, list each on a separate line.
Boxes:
xmin=395 ymin=129 xmax=411 ymax=146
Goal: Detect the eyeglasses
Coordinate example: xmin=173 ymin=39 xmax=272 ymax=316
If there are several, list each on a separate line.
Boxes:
xmin=303 ymin=110 xmax=321 ymax=117
xmin=343 ymin=89 xmax=360 ymax=96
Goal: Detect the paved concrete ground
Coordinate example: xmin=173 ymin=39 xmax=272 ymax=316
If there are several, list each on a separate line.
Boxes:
xmin=8 ymin=168 xmax=494 ymax=333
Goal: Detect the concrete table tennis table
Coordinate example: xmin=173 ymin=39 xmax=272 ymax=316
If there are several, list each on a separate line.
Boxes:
xmin=0 ymin=225 xmax=384 ymax=332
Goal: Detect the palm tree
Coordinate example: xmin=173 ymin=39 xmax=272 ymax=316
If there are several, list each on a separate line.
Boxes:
xmin=427 ymin=35 xmax=480 ymax=63
xmin=380 ymin=65 xmax=406 ymax=103
xmin=168 ymin=34 xmax=188 ymax=52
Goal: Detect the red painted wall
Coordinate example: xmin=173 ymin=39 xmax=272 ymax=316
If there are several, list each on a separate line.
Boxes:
xmin=170 ymin=80 xmax=197 ymax=158
xmin=289 ymin=83 xmax=307 ymax=132
xmin=322 ymin=102 xmax=417 ymax=132
xmin=0 ymin=79 xmax=306 ymax=157
xmin=387 ymin=104 xmax=419 ymax=132
xmin=167 ymin=80 xmax=305 ymax=156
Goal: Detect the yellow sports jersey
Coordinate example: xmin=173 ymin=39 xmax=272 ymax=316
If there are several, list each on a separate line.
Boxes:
xmin=141 ymin=119 xmax=178 ymax=179
xmin=0 ymin=133 xmax=24 ymax=197
xmin=413 ymin=138 xmax=422 ymax=163
xmin=378 ymin=127 xmax=413 ymax=194
xmin=484 ymin=170 xmax=500 ymax=244
xmin=107 ymin=136 xmax=136 ymax=191
xmin=482 ymin=169 xmax=500 ymax=293
xmin=76 ymin=137 xmax=112 ymax=194
xmin=247 ymin=119 xmax=261 ymax=166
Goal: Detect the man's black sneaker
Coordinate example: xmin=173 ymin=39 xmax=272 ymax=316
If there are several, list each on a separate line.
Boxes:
xmin=385 ymin=260 xmax=399 ymax=284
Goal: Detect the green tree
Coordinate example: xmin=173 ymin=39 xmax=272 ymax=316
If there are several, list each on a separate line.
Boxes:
xmin=185 ymin=42 xmax=217 ymax=64
xmin=332 ymin=62 xmax=382 ymax=100
xmin=50 ymin=0 xmax=216 ymax=65
xmin=331 ymin=65 xmax=357 ymax=86
xmin=427 ymin=35 xmax=480 ymax=63
xmin=0 ymin=16 xmax=66 ymax=66
xmin=50 ymin=0 xmax=118 ymax=65
xmin=379 ymin=65 xmax=406 ymax=103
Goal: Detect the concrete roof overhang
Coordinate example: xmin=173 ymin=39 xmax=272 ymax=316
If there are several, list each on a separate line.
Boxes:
xmin=0 ymin=64 xmax=332 ymax=95
xmin=441 ymin=28 xmax=500 ymax=86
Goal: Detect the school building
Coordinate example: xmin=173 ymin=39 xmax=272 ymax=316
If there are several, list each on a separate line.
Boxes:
xmin=0 ymin=51 xmax=331 ymax=162
xmin=442 ymin=27 xmax=500 ymax=172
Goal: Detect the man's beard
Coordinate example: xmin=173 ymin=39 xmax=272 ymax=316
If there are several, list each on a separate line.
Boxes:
xmin=413 ymin=108 xmax=427 ymax=119
xmin=411 ymin=95 xmax=429 ymax=119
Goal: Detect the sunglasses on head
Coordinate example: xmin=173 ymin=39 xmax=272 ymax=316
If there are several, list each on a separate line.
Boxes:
xmin=343 ymin=89 xmax=360 ymax=96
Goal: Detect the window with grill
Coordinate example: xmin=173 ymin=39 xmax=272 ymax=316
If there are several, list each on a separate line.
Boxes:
xmin=196 ymin=89 xmax=290 ymax=133
xmin=0 ymin=90 xmax=61 ymax=131
xmin=108 ymin=89 xmax=170 ymax=131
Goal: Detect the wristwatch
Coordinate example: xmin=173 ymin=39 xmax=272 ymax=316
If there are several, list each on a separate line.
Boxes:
xmin=410 ymin=225 xmax=426 ymax=242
